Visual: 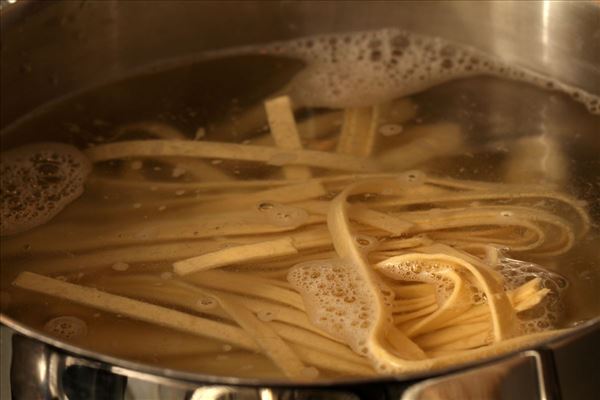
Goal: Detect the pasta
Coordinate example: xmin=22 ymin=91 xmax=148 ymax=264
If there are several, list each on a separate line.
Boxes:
xmin=1 ymin=91 xmax=592 ymax=381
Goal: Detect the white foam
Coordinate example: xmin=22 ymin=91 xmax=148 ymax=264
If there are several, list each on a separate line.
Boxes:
xmin=496 ymin=256 xmax=568 ymax=333
xmin=1 ymin=142 xmax=91 ymax=236
xmin=288 ymin=258 xmax=377 ymax=356
xmin=376 ymin=257 xmax=481 ymax=305
xmin=254 ymin=28 xmax=599 ymax=114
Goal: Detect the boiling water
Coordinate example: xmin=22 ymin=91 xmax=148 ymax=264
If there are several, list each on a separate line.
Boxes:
xmin=1 ymin=30 xmax=599 ymax=380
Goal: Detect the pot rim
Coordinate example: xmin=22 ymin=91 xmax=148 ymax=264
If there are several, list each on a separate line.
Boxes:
xmin=2 ymin=312 xmax=599 ymax=387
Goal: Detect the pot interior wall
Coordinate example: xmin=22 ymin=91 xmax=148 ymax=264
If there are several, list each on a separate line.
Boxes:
xmin=2 ymin=0 xmax=599 ymax=129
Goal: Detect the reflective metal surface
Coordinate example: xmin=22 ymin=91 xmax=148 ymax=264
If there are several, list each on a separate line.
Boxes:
xmin=1 ymin=0 xmax=600 ymax=398
xmin=1 ymin=0 xmax=599 ymax=130
xmin=401 ymin=351 xmax=546 ymax=400
xmin=3 ymin=322 xmax=599 ymax=399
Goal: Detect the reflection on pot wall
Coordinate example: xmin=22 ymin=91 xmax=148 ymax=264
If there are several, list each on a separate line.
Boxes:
xmin=2 ymin=1 xmax=598 ymax=129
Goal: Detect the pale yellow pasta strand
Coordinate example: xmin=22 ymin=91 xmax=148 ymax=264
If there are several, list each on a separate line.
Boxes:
xmin=265 ymin=96 xmax=312 ymax=180
xmin=349 ymin=205 xmax=413 ymax=236
xmin=336 ymin=106 xmax=380 ymax=157
xmin=377 ymin=123 xmax=464 ymax=171
xmin=269 ymin=322 xmax=370 ymax=366
xmin=290 ymin=344 xmax=375 ymax=376
xmin=174 ymin=237 xmax=298 ymax=275
xmin=184 ymin=270 xmax=306 ymax=310
xmin=13 ymin=272 xmax=258 ymax=350
xmin=110 ymin=121 xmax=233 ymax=181
xmin=327 ymin=179 xmax=428 ymax=363
xmin=210 ymin=291 xmax=308 ymax=379
xmin=204 ymin=288 xmax=337 ymax=339
xmin=85 ymin=140 xmax=377 ymax=173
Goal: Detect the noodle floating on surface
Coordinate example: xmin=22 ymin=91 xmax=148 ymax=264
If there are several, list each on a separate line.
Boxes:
xmin=3 ymin=94 xmax=588 ymax=380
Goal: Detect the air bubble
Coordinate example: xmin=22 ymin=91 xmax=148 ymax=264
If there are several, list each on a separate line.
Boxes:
xmin=44 ymin=316 xmax=87 ymax=340
xmin=160 ymin=272 xmax=173 ymax=280
xmin=354 ymin=234 xmax=378 ymax=251
xmin=196 ymin=297 xmax=217 ymax=310
xmin=497 ymin=256 xmax=568 ymax=333
xmin=258 ymin=202 xmax=274 ymax=211
xmin=397 ymin=170 xmax=426 ymax=186
xmin=378 ymin=124 xmax=404 ymax=137
xmin=261 ymin=203 xmax=308 ymax=228
xmin=410 ymin=265 xmax=422 ymax=274
xmin=172 ymin=166 xmax=186 ymax=178
xmin=1 ymin=143 xmax=91 ymax=236
xmin=257 ymin=310 xmax=276 ymax=322
xmin=111 ymin=262 xmax=130 ymax=272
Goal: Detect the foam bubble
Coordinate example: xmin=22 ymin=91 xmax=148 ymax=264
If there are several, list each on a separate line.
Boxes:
xmin=256 ymin=309 xmax=276 ymax=322
xmin=1 ymin=142 xmax=91 ymax=236
xmin=377 ymin=257 xmax=478 ymax=305
xmin=44 ymin=316 xmax=87 ymax=340
xmin=397 ymin=170 xmax=427 ymax=186
xmin=196 ymin=297 xmax=217 ymax=310
xmin=257 ymin=202 xmax=309 ymax=228
xmin=111 ymin=262 xmax=130 ymax=271
xmin=353 ymin=234 xmax=379 ymax=252
xmin=253 ymin=28 xmax=599 ymax=114
xmin=378 ymin=124 xmax=404 ymax=137
xmin=288 ymin=258 xmax=380 ymax=356
xmin=496 ymin=256 xmax=568 ymax=333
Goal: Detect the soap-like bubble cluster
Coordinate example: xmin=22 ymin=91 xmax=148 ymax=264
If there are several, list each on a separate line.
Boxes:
xmin=377 ymin=281 xmax=396 ymax=310
xmin=377 ymin=257 xmax=482 ymax=306
xmin=1 ymin=143 xmax=91 ymax=236
xmin=44 ymin=316 xmax=88 ymax=340
xmin=255 ymin=28 xmax=599 ymax=114
xmin=496 ymin=256 xmax=568 ymax=333
xmin=288 ymin=259 xmax=378 ymax=356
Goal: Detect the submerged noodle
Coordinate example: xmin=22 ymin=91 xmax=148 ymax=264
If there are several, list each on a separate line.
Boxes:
xmin=2 ymin=86 xmax=592 ymax=380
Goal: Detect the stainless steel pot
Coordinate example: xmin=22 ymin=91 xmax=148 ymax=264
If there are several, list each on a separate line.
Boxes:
xmin=1 ymin=1 xmax=599 ymax=399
